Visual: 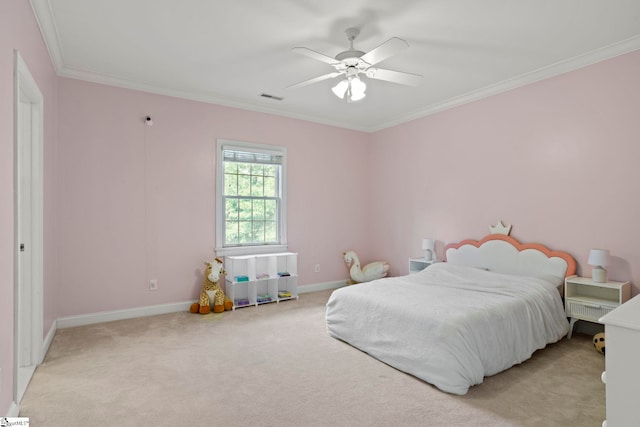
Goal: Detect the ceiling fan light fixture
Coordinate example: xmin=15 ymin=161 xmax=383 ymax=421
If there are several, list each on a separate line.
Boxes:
xmin=332 ymin=76 xmax=366 ymax=102
xmin=332 ymin=79 xmax=349 ymax=99
xmin=350 ymin=76 xmax=366 ymax=101
xmin=289 ymin=27 xmax=421 ymax=102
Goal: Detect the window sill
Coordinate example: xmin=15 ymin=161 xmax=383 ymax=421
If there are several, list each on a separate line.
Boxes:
xmin=215 ymin=245 xmax=289 ymax=257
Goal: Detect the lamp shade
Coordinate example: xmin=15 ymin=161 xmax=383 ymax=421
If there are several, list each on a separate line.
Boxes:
xmin=349 ymin=76 xmax=366 ymax=101
xmin=588 ymin=249 xmax=610 ymax=267
xmin=422 ymin=238 xmax=435 ymax=261
xmin=331 ymin=79 xmax=349 ymax=99
xmin=422 ymin=238 xmax=435 ymax=251
xmin=332 ymin=76 xmax=366 ymax=102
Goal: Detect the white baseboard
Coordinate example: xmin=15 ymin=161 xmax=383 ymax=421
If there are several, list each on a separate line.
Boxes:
xmin=57 ymin=301 xmax=193 ymax=329
xmin=55 ymin=281 xmax=345 ymax=329
xmin=298 ymin=280 xmax=346 ymax=294
xmin=6 ymin=400 xmax=20 ymax=417
xmin=42 ymin=321 xmax=57 ymax=361
xmin=12 ymin=281 xmax=346 ymax=414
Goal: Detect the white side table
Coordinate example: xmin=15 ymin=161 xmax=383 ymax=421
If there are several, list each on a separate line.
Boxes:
xmin=408 ymin=257 xmax=437 ymax=274
xmin=600 ymin=295 xmax=640 ymax=427
xmin=564 ymin=276 xmax=630 ymax=339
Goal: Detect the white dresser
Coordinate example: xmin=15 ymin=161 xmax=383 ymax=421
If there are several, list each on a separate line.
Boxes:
xmin=600 ymin=294 xmax=640 ymax=426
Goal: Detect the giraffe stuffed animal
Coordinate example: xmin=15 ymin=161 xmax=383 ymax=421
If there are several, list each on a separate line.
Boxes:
xmin=189 ymin=258 xmax=233 ymax=314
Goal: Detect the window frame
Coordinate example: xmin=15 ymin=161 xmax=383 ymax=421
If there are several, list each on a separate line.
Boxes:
xmin=215 ymin=139 xmax=287 ymax=256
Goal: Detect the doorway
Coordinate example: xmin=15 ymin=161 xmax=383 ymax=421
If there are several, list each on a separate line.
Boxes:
xmin=14 ymin=50 xmax=44 ymax=403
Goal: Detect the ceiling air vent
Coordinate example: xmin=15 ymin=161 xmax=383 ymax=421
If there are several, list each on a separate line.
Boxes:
xmin=260 ymin=93 xmax=284 ymax=101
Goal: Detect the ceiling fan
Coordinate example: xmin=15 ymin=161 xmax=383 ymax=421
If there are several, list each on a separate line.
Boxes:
xmin=287 ymin=28 xmax=422 ymax=102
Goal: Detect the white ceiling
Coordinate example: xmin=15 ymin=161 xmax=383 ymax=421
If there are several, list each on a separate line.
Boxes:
xmin=32 ymin=0 xmax=640 ymax=132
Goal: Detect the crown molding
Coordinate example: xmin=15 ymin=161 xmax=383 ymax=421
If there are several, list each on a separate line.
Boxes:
xmin=30 ymin=0 xmax=65 ymax=72
xmin=30 ymin=0 xmax=640 ymax=133
xmin=371 ymin=35 xmax=640 ymax=132
xmin=56 ymin=66 xmax=370 ymax=132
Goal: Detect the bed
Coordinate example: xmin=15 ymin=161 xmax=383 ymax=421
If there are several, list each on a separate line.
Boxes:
xmin=325 ymin=234 xmax=576 ymax=395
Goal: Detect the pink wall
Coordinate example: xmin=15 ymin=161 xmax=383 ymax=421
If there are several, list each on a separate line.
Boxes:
xmin=0 ymin=0 xmax=58 ymax=416
xmin=3 ymin=1 xmax=640 ymax=415
xmin=56 ymin=78 xmax=371 ymax=317
xmin=369 ymin=50 xmax=640 ymax=293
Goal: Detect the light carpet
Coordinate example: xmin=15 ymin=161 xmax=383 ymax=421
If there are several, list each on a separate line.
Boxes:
xmin=20 ymin=290 xmax=605 ymax=426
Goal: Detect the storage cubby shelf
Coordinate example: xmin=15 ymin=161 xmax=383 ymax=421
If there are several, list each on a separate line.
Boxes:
xmin=224 ymin=252 xmax=298 ymax=310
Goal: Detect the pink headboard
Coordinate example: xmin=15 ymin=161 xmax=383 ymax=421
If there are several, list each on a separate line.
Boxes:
xmin=444 ymin=234 xmax=576 ymax=280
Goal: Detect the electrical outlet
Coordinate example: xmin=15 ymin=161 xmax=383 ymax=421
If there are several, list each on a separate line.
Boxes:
xmin=149 ymin=279 xmax=158 ymax=291
xmin=314 ymin=264 xmax=320 ymax=273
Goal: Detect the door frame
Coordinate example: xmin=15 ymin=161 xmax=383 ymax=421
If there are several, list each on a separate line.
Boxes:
xmin=13 ymin=50 xmax=44 ymax=403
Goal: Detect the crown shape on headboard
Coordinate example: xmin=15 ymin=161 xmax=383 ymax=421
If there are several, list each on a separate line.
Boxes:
xmin=489 ymin=220 xmax=512 ymax=236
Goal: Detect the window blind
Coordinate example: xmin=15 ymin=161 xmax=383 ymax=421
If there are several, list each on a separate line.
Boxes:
xmin=223 ymin=148 xmax=283 ymax=165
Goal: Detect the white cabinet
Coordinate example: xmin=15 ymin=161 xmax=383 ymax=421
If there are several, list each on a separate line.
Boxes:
xmin=224 ymin=252 xmax=298 ymax=310
xmin=564 ymin=276 xmax=630 ymax=339
xmin=600 ymin=295 xmax=640 ymax=427
xmin=408 ymin=257 xmax=436 ymax=274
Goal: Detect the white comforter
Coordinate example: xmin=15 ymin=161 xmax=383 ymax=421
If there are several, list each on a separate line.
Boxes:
xmin=325 ymin=263 xmax=569 ymax=395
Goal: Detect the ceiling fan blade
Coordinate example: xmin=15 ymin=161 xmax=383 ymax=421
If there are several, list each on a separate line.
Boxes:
xmin=360 ymin=37 xmax=409 ymax=66
xmin=286 ymin=72 xmax=342 ymax=90
xmin=292 ymin=47 xmax=338 ymax=65
xmin=365 ymin=68 xmax=422 ymax=86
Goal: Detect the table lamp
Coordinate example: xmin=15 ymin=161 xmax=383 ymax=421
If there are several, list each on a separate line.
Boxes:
xmin=588 ymin=249 xmax=610 ymax=283
xmin=422 ymin=238 xmax=435 ymax=261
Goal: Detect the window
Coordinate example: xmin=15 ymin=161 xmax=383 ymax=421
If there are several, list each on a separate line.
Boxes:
xmin=216 ymin=140 xmax=287 ymax=255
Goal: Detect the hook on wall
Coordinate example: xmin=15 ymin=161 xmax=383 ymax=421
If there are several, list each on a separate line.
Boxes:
xmin=144 ymin=116 xmax=153 ymax=126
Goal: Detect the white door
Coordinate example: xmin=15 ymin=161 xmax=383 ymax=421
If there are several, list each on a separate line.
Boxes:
xmin=14 ymin=51 xmax=44 ymax=403
xmin=17 ymin=93 xmax=33 ymax=367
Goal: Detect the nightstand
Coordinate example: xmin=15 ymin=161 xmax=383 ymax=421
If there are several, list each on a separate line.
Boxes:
xmin=565 ymin=276 xmax=631 ymax=339
xmin=408 ymin=257 xmax=437 ymax=274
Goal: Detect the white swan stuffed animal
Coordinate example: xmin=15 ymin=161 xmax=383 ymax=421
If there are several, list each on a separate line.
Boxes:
xmin=344 ymin=250 xmax=390 ymax=283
